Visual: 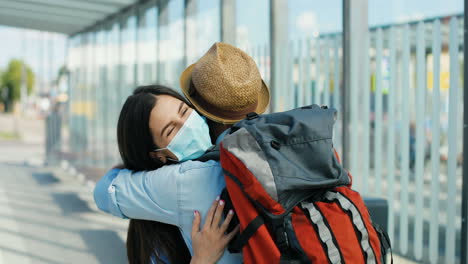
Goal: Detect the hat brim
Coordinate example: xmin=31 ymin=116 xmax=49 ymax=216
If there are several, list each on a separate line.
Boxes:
xmin=180 ymin=63 xmax=270 ymax=125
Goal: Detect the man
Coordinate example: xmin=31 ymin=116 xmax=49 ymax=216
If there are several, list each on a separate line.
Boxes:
xmin=93 ymin=42 xmax=270 ymax=263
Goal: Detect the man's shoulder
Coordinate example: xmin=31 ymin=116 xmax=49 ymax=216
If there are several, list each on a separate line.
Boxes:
xmin=179 ymin=159 xmax=221 ymax=174
xmin=114 ymin=160 xmax=221 ymax=178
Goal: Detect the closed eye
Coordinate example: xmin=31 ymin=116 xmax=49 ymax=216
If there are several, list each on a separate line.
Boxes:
xmin=182 ymin=108 xmax=188 ymax=116
xmin=167 ymin=127 xmax=175 ymax=137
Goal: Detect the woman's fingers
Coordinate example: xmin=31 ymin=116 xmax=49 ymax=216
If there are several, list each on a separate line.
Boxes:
xmin=219 ymin=209 xmax=234 ymax=233
xmin=191 ymin=210 xmax=201 ymax=238
xmin=223 ymin=224 xmax=241 ymax=244
xmin=202 ymin=196 xmax=220 ymax=230
xmin=211 ymin=199 xmax=225 ymax=229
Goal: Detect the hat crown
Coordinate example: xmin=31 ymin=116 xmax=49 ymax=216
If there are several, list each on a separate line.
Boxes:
xmin=191 ymin=43 xmax=262 ymax=112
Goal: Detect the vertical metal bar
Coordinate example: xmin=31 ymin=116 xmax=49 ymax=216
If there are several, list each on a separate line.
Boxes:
xmin=263 ymin=43 xmax=267 ymax=85
xmin=342 ymin=0 xmax=350 ymax=169
xmin=221 ymin=0 xmax=236 ymax=45
xmin=49 ymin=32 xmax=53 ymax=94
xmin=257 ymin=45 xmax=262 ymax=69
xmin=305 ymin=39 xmax=312 ymax=105
xmin=270 ymin=0 xmax=288 ymax=112
xmin=267 ymin=43 xmax=271 ymax=87
xmin=446 ymin=16 xmax=460 ymax=264
xmin=333 ymin=35 xmax=341 ymax=152
xmin=414 ymin=21 xmax=426 ymax=260
xmin=315 ymin=37 xmax=321 ymax=105
xmin=323 ymin=37 xmax=330 ymax=107
xmin=361 ymin=31 xmax=370 ymax=194
xmin=429 ymin=18 xmax=441 ymax=264
xmin=184 ymin=0 xmax=192 ymax=68
xmin=20 ymin=30 xmax=27 ymax=114
xmin=400 ymin=24 xmax=411 ymax=255
xmin=252 ymin=45 xmax=257 ymax=68
xmin=462 ymin=2 xmax=468 ymax=264
xmin=375 ymin=27 xmax=383 ymax=195
xmin=289 ymin=40 xmax=295 ymax=109
xmin=297 ymin=40 xmax=304 ymax=106
xmin=136 ymin=9 xmax=141 ymax=84
xmin=333 ymin=35 xmax=340 ymax=111
xmin=257 ymin=44 xmax=262 ymax=81
xmin=343 ymin=0 xmax=368 ymax=172
xmin=155 ymin=1 xmax=160 ymax=83
xmin=263 ymin=43 xmax=268 ymax=85
xmin=387 ymin=26 xmax=396 ymax=245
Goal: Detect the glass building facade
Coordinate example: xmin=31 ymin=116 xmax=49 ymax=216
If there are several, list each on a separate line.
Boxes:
xmin=66 ymin=0 xmax=345 ymax=170
xmin=65 ymin=1 xmax=465 ymax=263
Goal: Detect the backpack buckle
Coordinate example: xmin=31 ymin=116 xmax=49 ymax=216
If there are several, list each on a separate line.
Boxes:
xmin=271 ymin=140 xmax=281 ymax=150
xmin=246 ymin=112 xmax=259 ymax=120
xmin=276 ymin=229 xmax=290 ymax=252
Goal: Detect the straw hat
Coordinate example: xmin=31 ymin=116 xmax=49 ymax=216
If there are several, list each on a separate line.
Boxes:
xmin=180 ymin=42 xmax=270 ymax=124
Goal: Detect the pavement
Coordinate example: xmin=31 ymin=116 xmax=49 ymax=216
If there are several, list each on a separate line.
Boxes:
xmin=0 ymin=113 xmax=128 ymax=264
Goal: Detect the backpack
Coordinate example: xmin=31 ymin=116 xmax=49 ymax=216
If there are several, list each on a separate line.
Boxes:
xmin=200 ymin=105 xmax=392 ymax=264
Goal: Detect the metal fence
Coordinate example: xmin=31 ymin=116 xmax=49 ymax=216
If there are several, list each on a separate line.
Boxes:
xmin=246 ymin=14 xmax=464 ymax=264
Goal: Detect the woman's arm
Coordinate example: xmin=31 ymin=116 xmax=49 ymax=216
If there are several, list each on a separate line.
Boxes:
xmin=94 ymin=165 xmax=182 ymax=223
xmin=190 ymin=198 xmax=240 ymax=264
xmin=93 ymin=160 xmax=223 ymax=226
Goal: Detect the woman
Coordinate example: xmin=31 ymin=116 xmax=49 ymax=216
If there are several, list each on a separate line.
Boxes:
xmin=95 ymin=84 xmax=242 ymax=263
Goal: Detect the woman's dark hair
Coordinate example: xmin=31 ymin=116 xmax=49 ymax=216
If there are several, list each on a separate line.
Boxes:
xmin=118 ymin=84 xmax=192 ymax=264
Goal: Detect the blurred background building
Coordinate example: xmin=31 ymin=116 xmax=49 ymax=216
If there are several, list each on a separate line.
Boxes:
xmin=0 ymin=0 xmax=466 ymax=263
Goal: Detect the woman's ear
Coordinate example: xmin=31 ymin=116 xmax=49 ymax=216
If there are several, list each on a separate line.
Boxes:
xmin=149 ymin=151 xmax=167 ymax=164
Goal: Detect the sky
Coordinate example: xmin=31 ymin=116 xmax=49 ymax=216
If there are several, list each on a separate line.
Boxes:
xmin=0 ymin=0 xmax=463 ymax=84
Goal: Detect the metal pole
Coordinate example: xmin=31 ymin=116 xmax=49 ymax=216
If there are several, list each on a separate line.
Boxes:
xmin=342 ymin=0 xmax=350 ymax=169
xmin=50 ymin=33 xmax=54 ymax=96
xmin=21 ymin=30 xmax=27 ymax=115
xmin=270 ymin=0 xmax=288 ymax=113
xmin=461 ymin=1 xmax=468 ymax=263
xmin=341 ymin=0 xmax=368 ymax=172
xmin=221 ymin=0 xmax=236 ymax=46
xmin=184 ymin=0 xmax=196 ymax=66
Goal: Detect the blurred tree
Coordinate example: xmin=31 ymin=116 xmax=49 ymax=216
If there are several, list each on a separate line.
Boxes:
xmin=0 ymin=59 xmax=35 ymax=112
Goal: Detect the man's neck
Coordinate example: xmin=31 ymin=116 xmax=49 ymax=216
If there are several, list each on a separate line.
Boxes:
xmin=208 ymin=120 xmax=232 ymax=144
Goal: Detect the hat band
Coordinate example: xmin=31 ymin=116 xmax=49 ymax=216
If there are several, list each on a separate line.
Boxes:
xmin=189 ymin=80 xmax=258 ymax=121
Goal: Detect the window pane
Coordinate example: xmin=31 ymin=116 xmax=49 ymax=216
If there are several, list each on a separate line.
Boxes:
xmin=236 ymin=0 xmax=270 ymax=87
xmin=138 ymin=4 xmax=158 ymax=84
xmin=120 ymin=12 xmax=137 ymax=97
xmin=107 ymin=22 xmax=121 ymax=165
xmin=159 ymin=0 xmax=185 ymax=89
xmin=186 ymin=0 xmax=221 ymax=63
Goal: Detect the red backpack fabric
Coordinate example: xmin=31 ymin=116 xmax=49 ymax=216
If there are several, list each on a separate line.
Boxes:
xmin=212 ymin=106 xmax=390 ymax=264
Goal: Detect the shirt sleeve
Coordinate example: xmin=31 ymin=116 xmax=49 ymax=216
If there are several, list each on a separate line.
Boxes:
xmin=93 ymin=165 xmax=181 ymax=225
xmin=93 ymin=168 xmax=127 ymax=219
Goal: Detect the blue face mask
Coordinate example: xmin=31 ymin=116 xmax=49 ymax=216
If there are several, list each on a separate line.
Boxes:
xmin=154 ymin=110 xmax=212 ymax=162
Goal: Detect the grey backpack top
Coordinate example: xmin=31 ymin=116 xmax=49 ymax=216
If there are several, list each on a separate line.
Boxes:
xmin=201 ymin=105 xmax=350 ymax=211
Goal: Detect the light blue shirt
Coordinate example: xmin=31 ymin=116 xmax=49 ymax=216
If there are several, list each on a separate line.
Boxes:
xmin=93 ymin=131 xmax=241 ymax=263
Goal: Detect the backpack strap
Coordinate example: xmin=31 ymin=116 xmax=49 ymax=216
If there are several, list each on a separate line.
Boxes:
xmin=228 ymin=215 xmax=265 ymax=253
xmin=195 ymin=144 xmax=220 ymax=162
xmin=374 ymin=224 xmax=393 ymax=264
xmin=219 ymin=188 xmax=265 ymax=254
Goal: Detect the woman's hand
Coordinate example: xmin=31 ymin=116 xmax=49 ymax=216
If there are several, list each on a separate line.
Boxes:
xmin=190 ymin=197 xmax=240 ymax=264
